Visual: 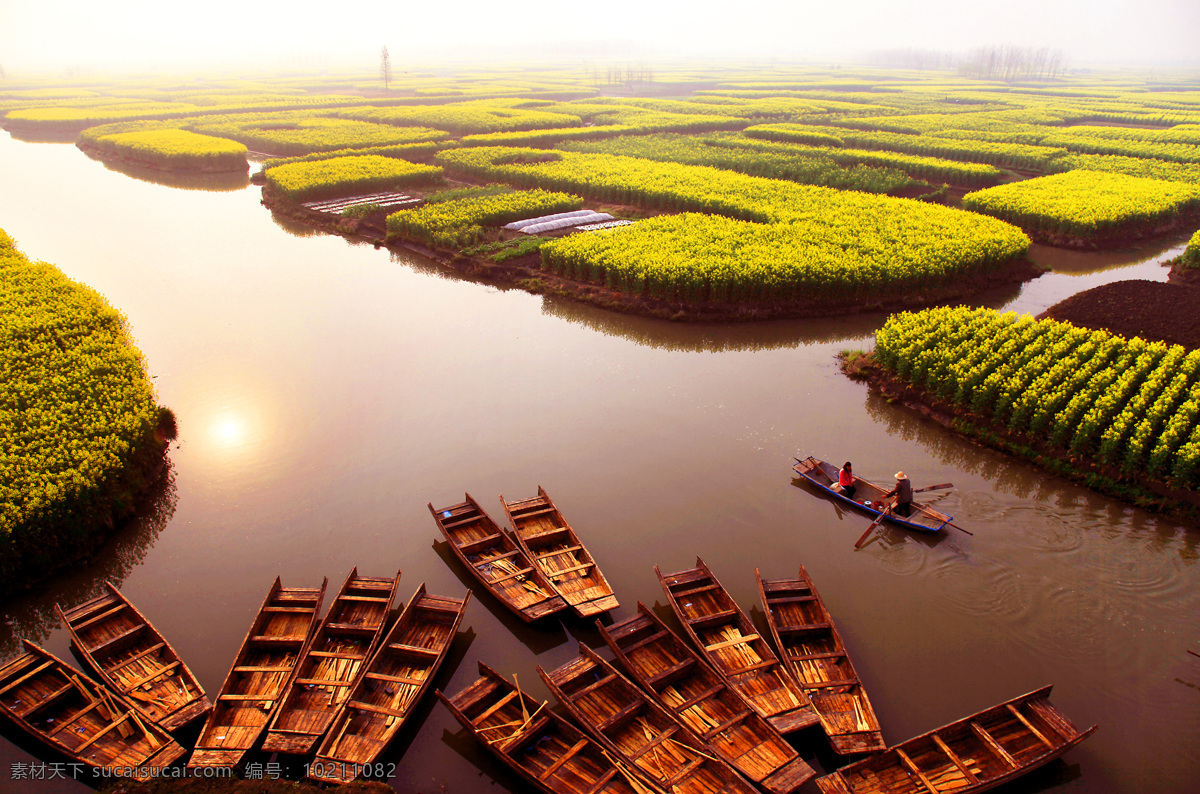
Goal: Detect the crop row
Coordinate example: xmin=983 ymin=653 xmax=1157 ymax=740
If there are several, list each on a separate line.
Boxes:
xmin=191 ymin=117 xmax=448 ymax=156
xmin=385 ymin=188 xmax=581 ymax=248
xmin=335 ymin=102 xmax=584 ymax=136
xmin=744 ymin=123 xmax=1069 ymax=171
xmin=705 ymin=133 xmax=1003 ymax=187
xmin=1185 ymin=230 xmax=1200 ymax=269
xmin=961 ymin=171 xmax=1200 ymax=241
xmin=560 ymin=133 xmax=915 ymax=193
xmin=264 ymin=155 xmax=443 ymax=202
xmin=0 ymin=229 xmax=163 ymax=571
xmin=874 ymin=306 xmax=1200 ymax=488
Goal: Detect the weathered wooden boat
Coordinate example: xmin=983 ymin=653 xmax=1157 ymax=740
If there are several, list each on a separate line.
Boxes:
xmin=430 ymin=493 xmax=568 ymax=622
xmin=756 ymin=567 xmax=884 ymax=755
xmin=438 ymin=661 xmax=661 ymax=794
xmin=57 ymin=582 xmax=211 ymax=731
xmin=189 ymin=577 xmax=327 ymax=770
xmin=0 ymin=640 xmax=185 ymax=778
xmin=309 ymin=585 xmax=470 ymax=784
xmin=261 ymin=568 xmax=401 ymax=755
xmin=500 ymin=487 xmax=619 ymax=618
xmin=793 ymin=457 xmax=952 ymax=534
xmin=656 ymin=558 xmax=818 ymax=736
xmin=599 ymin=603 xmax=815 ymax=794
xmin=815 ymin=686 xmax=1097 ymax=794
xmin=539 ymin=643 xmax=758 ymax=794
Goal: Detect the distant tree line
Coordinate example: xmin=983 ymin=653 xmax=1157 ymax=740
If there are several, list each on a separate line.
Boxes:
xmin=587 ymin=64 xmax=654 ymax=88
xmin=870 ymin=46 xmax=1066 ymax=81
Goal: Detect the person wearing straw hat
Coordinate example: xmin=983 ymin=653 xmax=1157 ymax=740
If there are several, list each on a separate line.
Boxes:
xmin=883 ymin=471 xmax=913 ymax=517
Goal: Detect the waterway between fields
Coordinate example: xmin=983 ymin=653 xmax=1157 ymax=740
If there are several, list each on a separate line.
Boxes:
xmin=0 ymin=134 xmax=1196 ymax=793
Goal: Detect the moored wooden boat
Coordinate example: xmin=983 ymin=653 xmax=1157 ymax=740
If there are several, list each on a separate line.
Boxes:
xmin=57 ymin=582 xmax=211 ymax=731
xmin=0 ymin=640 xmax=185 ymax=779
xmin=756 ymin=567 xmax=884 ymax=755
xmin=430 ymin=493 xmax=568 ymax=622
xmin=438 ymin=661 xmax=661 ymax=794
xmin=599 ymin=603 xmax=815 ymax=794
xmin=189 ymin=577 xmax=327 ymax=770
xmin=309 ymin=585 xmax=470 ymax=784
xmin=793 ymin=457 xmax=952 ymax=534
xmin=656 ymin=558 xmax=818 ymax=736
xmin=500 ymin=487 xmax=619 ymax=618
xmin=538 ymin=643 xmax=758 ymax=794
xmin=261 ymin=568 xmax=400 ymax=755
xmin=815 ymin=686 xmax=1097 ymax=794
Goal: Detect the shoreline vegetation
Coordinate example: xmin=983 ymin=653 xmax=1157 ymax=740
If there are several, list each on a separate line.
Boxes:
xmin=841 ymin=305 xmax=1200 ymax=519
xmin=0 ymin=230 xmax=174 ymax=597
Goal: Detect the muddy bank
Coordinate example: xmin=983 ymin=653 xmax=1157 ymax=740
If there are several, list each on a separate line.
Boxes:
xmin=841 ymin=353 xmax=1200 ymax=520
xmin=262 ymin=187 xmax=1045 ymax=323
xmin=1038 ymin=278 xmax=1200 ymax=350
xmin=0 ymin=411 xmax=176 ymax=599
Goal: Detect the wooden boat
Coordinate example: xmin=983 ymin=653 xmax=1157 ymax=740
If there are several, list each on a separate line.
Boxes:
xmin=189 ymin=577 xmax=327 ymax=770
xmin=309 ymin=585 xmax=470 ymax=784
xmin=815 ymin=686 xmax=1097 ymax=794
xmin=500 ymin=487 xmax=618 ymax=618
xmin=793 ymin=457 xmax=953 ymax=534
xmin=756 ymin=567 xmax=884 ymax=755
xmin=0 ymin=640 xmax=185 ymax=778
xmin=656 ymin=558 xmax=818 ymax=736
xmin=57 ymin=582 xmax=211 ymax=731
xmin=538 ymin=643 xmax=758 ymax=794
xmin=599 ymin=603 xmax=816 ymax=794
xmin=262 ymin=568 xmax=400 ymax=755
xmin=430 ymin=493 xmax=568 ymax=622
xmin=437 ymin=661 xmax=662 ymax=794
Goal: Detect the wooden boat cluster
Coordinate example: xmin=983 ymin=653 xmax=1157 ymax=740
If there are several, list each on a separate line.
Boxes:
xmin=3 ymin=481 xmax=1095 ymax=791
xmin=3 ymin=569 xmax=469 ymax=784
xmin=0 ymin=641 xmax=185 ymax=779
xmin=439 ymin=661 xmax=651 ymax=794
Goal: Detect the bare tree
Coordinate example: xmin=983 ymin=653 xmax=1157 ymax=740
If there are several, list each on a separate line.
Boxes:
xmin=380 ymin=45 xmax=392 ymax=92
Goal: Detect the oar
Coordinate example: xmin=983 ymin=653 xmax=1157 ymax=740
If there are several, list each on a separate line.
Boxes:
xmin=944 ymin=521 xmax=974 ymax=536
xmin=854 ymin=503 xmax=892 ymax=549
xmin=913 ymin=482 xmax=953 ymax=494
xmin=1187 ymin=649 xmax=1199 ymax=659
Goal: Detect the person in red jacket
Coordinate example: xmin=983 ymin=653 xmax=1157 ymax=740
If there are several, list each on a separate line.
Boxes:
xmin=883 ymin=471 xmax=914 ymax=517
xmin=836 ymin=461 xmax=857 ymax=499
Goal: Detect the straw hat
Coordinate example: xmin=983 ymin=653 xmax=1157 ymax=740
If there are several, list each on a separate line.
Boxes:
xmin=894 ymin=471 xmax=908 ymax=480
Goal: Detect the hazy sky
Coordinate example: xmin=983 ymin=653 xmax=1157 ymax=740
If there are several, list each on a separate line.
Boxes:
xmin=2 ymin=0 xmax=1198 ymax=73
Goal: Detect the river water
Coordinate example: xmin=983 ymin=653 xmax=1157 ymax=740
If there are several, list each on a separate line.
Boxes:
xmin=0 ymin=133 xmax=1196 ymax=793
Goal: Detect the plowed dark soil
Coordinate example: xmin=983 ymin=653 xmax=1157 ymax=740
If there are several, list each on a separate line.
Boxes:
xmin=1040 ymin=279 xmax=1200 ymax=350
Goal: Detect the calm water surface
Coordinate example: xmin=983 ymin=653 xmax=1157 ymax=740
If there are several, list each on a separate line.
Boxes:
xmin=1 ymin=134 xmax=1196 ymax=792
